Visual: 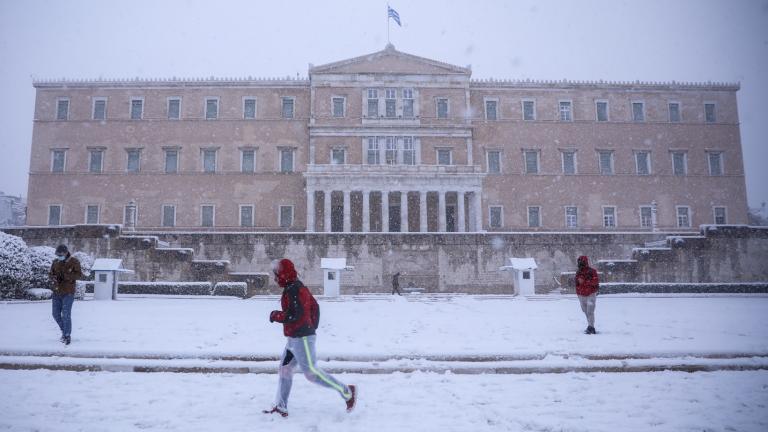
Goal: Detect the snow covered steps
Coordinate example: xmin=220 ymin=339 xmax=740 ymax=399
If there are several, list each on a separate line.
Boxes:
xmin=2 ymin=352 xmax=767 ymax=375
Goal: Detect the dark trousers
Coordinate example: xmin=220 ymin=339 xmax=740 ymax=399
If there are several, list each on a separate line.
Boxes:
xmin=392 ymin=284 xmax=401 ymax=295
xmin=52 ymin=292 xmax=75 ymax=337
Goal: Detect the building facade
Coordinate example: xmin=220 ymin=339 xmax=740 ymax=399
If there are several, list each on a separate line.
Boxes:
xmin=27 ymin=45 xmax=748 ymax=232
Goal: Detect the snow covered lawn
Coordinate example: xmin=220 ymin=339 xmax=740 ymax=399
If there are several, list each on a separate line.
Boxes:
xmin=1 ymin=295 xmax=766 ymax=359
xmin=2 ymin=369 xmax=767 ymax=432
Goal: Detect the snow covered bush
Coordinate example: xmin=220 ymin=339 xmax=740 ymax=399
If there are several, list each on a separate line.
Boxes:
xmin=0 ymin=231 xmax=32 ymax=298
xmin=25 ymin=288 xmax=53 ymax=300
xmin=27 ymin=246 xmax=55 ymax=289
xmin=72 ymin=252 xmax=94 ymax=299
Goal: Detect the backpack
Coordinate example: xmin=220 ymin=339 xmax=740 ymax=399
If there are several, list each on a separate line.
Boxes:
xmin=306 ymin=288 xmax=320 ymax=329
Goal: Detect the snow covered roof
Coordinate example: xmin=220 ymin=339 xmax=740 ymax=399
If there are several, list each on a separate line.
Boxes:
xmin=501 ymin=257 xmax=538 ymax=271
xmin=321 ymin=258 xmax=347 ymax=270
xmin=91 ymin=258 xmax=132 ymax=272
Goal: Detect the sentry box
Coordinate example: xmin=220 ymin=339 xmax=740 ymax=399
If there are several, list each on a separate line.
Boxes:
xmin=320 ymin=258 xmax=354 ymax=297
xmin=499 ymin=257 xmax=537 ymax=296
xmin=90 ymin=258 xmax=133 ymax=300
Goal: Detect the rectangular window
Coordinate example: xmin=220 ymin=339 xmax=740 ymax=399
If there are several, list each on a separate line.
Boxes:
xmin=332 ymin=97 xmax=345 ymax=117
xmin=92 ymin=98 xmax=107 ymax=120
xmin=668 ymin=102 xmax=680 ymax=122
xmin=51 ymin=150 xmax=66 ymax=172
xmin=403 ymin=89 xmax=414 ymax=118
xmin=56 ymin=99 xmax=69 ymax=120
xmin=385 ymin=89 xmax=396 ymax=118
xmin=672 ymin=152 xmax=687 ymax=176
xmin=162 ymin=205 xmax=176 ymax=227
xmin=89 ymin=150 xmax=104 ymax=173
xmin=280 ymin=148 xmax=294 ymax=172
xmin=437 ymin=149 xmax=452 ymax=165
xmin=167 ymin=98 xmax=181 ymax=120
xmin=524 ymin=150 xmax=539 ymax=174
xmin=243 ymin=98 xmax=256 ymax=119
xmin=86 ymin=205 xmax=99 ymax=224
xmin=599 ymin=151 xmax=614 ymax=175
xmin=705 ymin=103 xmax=716 ymax=123
xmin=201 ymin=205 xmax=215 ymax=227
xmin=596 ymin=101 xmax=608 ymax=122
xmin=603 ymin=206 xmax=616 ymax=228
xmin=241 ymin=150 xmax=255 ymax=173
xmin=635 ymin=151 xmax=650 ymax=175
xmin=385 ymin=137 xmax=397 ymax=165
xmin=367 ymin=137 xmax=380 ymax=164
xmin=565 ymin=206 xmax=578 ymax=229
xmin=522 ymin=100 xmax=535 ymax=121
xmin=130 ymin=98 xmax=143 ymax=120
xmin=528 ymin=206 xmax=541 ymax=228
xmin=205 ymin=98 xmax=219 ymax=120
xmin=489 ymin=206 xmax=503 ymax=229
xmin=676 ymin=206 xmax=691 ymax=228
xmin=640 ymin=206 xmax=652 ymax=228
xmin=708 ymin=152 xmax=723 ymax=176
xmin=403 ymin=137 xmax=415 ymax=165
xmin=632 ymin=102 xmax=645 ymax=122
xmin=437 ymin=98 xmax=449 ymax=119
xmin=562 ymin=151 xmax=576 ymax=175
xmin=332 ymin=148 xmax=346 ymax=165
xmin=367 ymin=89 xmax=378 ymax=117
xmin=559 ymin=101 xmax=572 ymax=121
xmin=164 ymin=149 xmax=179 ymax=173
xmin=48 ymin=205 xmax=62 ymax=225
xmin=240 ymin=205 xmax=254 ymax=227
xmin=713 ymin=206 xmax=727 ymax=224
xmin=281 ymin=97 xmax=294 ymax=119
xmin=126 ymin=149 xmax=141 ymax=173
xmin=202 ymin=149 xmax=216 ymax=173
xmin=485 ymin=100 xmax=497 ymax=120
xmin=279 ymin=206 xmax=294 ymax=228
xmin=487 ymin=151 xmax=501 ymax=174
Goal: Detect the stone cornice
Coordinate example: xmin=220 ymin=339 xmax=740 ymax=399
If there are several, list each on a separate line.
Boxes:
xmin=470 ymin=78 xmax=740 ymax=92
xmin=33 ymin=77 xmax=310 ymax=89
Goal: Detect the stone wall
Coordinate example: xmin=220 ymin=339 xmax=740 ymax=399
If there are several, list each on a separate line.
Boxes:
xmin=3 ymin=225 xmax=766 ymax=295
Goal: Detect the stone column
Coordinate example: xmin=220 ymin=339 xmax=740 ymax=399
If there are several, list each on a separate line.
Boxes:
xmin=457 ymin=191 xmax=466 ymax=232
xmin=343 ymin=190 xmax=351 ymax=232
xmin=324 ymin=190 xmax=332 ymax=232
xmin=400 ymin=191 xmax=409 ymax=232
xmin=306 ymin=187 xmax=315 ymax=232
xmin=473 ymin=190 xmax=484 ymax=232
xmin=362 ymin=190 xmax=370 ymax=232
xmin=438 ymin=190 xmax=447 ymax=232
xmin=382 ymin=191 xmax=390 ymax=233
xmin=419 ymin=191 xmax=428 ymax=232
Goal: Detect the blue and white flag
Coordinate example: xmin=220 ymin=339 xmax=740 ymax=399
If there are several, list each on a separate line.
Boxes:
xmin=388 ymin=6 xmax=401 ymax=26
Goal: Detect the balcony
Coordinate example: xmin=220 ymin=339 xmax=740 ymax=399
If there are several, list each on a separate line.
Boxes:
xmin=306 ymin=164 xmax=485 ymax=175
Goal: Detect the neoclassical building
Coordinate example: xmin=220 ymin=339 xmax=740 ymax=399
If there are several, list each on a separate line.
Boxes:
xmin=26 ymin=45 xmax=747 ymax=232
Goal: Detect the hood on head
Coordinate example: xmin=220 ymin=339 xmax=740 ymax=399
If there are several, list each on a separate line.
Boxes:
xmin=577 ymin=256 xmax=589 ymax=267
xmin=272 ymin=258 xmax=297 ymax=288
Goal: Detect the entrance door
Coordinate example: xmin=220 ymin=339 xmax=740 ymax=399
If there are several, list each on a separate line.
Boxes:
xmin=389 ymin=205 xmax=401 ymax=232
xmin=331 ymin=205 xmax=343 ymax=232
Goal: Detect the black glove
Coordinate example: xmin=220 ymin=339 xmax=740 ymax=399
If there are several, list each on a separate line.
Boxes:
xmin=269 ymin=310 xmax=281 ymax=323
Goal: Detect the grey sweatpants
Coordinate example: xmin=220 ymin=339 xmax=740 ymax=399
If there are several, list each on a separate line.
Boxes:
xmin=578 ymin=293 xmax=597 ymax=327
xmin=274 ymin=335 xmax=352 ymax=411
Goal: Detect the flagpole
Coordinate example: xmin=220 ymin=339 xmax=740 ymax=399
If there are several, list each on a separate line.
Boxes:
xmin=387 ymin=4 xmax=390 ymax=44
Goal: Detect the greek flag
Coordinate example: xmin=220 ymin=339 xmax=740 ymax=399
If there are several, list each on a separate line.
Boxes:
xmin=388 ymin=6 xmax=401 ymax=26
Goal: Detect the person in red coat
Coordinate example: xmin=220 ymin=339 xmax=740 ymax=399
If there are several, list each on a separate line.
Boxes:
xmin=263 ymin=258 xmax=356 ymax=418
xmin=575 ymin=255 xmax=599 ymax=334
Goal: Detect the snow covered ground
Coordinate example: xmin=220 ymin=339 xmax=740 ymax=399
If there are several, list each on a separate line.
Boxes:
xmin=2 ymin=369 xmax=767 ymax=432
xmin=1 ymin=294 xmax=767 ymax=359
xmin=2 ymin=295 xmax=767 ymax=431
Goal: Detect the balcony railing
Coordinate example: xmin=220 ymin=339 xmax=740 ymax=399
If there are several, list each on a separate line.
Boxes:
xmin=306 ymin=164 xmax=485 ymax=175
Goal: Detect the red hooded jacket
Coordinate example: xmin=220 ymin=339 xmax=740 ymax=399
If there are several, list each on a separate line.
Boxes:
xmin=575 ymin=255 xmax=599 ymax=296
xmin=270 ymin=259 xmax=319 ymax=338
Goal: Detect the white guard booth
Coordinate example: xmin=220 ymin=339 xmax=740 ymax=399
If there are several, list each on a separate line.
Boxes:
xmin=320 ymin=258 xmax=354 ymax=297
xmin=91 ymin=259 xmax=133 ymax=300
xmin=499 ymin=257 xmax=538 ymax=296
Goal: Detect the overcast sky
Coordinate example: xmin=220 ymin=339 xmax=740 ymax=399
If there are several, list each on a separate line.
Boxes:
xmin=1 ymin=0 xmax=766 ymax=209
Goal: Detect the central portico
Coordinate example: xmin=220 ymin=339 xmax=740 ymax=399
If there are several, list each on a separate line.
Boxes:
xmin=304 ymin=44 xmax=484 ymax=232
